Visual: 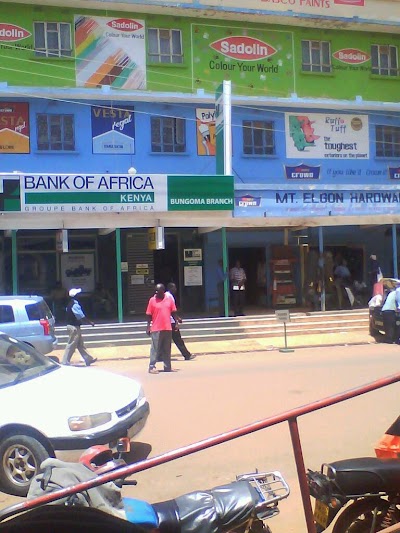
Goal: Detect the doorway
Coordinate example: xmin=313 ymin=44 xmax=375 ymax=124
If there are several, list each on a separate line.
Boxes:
xmin=229 ymin=247 xmax=266 ymax=307
xmin=153 ymin=233 xmax=179 ymax=289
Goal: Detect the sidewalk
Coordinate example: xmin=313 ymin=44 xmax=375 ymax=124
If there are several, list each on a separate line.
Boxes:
xmin=51 ymin=329 xmax=372 ymax=363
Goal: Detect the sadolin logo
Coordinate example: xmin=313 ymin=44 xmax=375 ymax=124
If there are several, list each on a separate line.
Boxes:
xmin=210 ymin=36 xmax=277 ymax=61
xmin=106 ymin=19 xmax=143 ymax=32
xmin=333 ymin=48 xmax=370 ymax=64
xmin=0 ymin=23 xmax=31 ymax=42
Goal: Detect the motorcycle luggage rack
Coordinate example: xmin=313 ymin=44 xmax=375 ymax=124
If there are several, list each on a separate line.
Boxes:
xmin=236 ymin=471 xmax=290 ymax=518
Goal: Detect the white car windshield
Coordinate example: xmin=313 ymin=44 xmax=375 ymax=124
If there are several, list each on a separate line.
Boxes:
xmin=0 ymin=335 xmax=58 ymax=388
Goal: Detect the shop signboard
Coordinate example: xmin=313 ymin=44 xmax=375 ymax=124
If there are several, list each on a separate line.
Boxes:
xmin=75 ymin=15 xmax=146 ymax=90
xmin=8 ymin=174 xmax=234 ymax=213
xmin=60 ymin=253 xmax=95 ymax=292
xmin=196 ymin=108 xmax=216 ymax=156
xmin=285 ymin=113 xmax=369 ymax=159
xmin=91 ymin=105 xmax=135 ymax=154
xmin=184 ymin=248 xmax=203 ymax=286
xmin=0 ymin=102 xmax=30 ymax=154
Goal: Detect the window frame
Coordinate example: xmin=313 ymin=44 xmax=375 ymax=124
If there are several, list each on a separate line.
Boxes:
xmin=147 ymin=28 xmax=184 ymax=64
xmin=301 ymin=39 xmax=332 ymax=73
xmin=242 ymin=120 xmax=275 ymax=156
xmin=36 ymin=113 xmax=75 ymax=152
xmin=371 ymin=44 xmax=399 ymax=77
xmin=375 ymin=124 xmax=400 ymax=158
xmin=150 ymin=116 xmax=186 ymax=153
xmin=33 ymin=21 xmax=72 ymax=58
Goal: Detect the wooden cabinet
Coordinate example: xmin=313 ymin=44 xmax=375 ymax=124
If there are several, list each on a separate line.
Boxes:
xmin=270 ymin=259 xmax=297 ymax=307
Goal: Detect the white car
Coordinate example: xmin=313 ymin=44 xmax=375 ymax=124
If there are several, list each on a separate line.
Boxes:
xmin=0 ymin=334 xmax=149 ymax=497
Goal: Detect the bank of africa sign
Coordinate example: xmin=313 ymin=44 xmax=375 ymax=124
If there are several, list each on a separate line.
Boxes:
xmin=4 ymin=174 xmax=234 ymax=213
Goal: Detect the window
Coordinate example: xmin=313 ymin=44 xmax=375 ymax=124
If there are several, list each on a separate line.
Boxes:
xmin=151 ymin=116 xmax=185 ymax=153
xmin=0 ymin=306 xmax=14 ymax=324
xmin=371 ymin=45 xmax=399 ymax=76
xmin=243 ymin=120 xmax=275 ymax=156
xmin=301 ymin=40 xmax=331 ymax=73
xmin=36 ymin=114 xmax=75 ymax=151
xmin=34 ymin=22 xmax=72 ymax=58
xmin=376 ymin=125 xmax=400 ymax=157
xmin=148 ymin=28 xmax=183 ymax=64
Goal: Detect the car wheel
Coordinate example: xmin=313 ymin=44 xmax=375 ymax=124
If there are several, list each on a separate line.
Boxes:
xmin=0 ymin=435 xmax=50 ymax=496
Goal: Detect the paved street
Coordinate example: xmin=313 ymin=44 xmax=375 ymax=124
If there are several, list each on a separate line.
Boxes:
xmin=1 ymin=342 xmax=400 ymax=532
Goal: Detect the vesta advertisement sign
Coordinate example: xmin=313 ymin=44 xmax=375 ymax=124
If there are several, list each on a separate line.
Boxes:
xmin=191 ymin=24 xmax=294 ymax=95
xmin=0 ymin=102 xmax=30 ymax=154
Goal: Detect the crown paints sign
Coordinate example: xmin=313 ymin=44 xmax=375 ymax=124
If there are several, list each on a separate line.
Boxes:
xmin=0 ymin=23 xmax=31 ymax=42
xmin=284 ymin=164 xmax=320 ymax=180
xmin=191 ymin=24 xmax=294 ymax=96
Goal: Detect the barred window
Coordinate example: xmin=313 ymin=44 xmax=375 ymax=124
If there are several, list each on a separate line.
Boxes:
xmin=151 ymin=116 xmax=185 ymax=153
xmin=243 ymin=120 xmax=275 ymax=156
xmin=37 ymin=114 xmax=75 ymax=151
xmin=371 ymin=45 xmax=399 ymax=76
xmin=34 ymin=22 xmax=72 ymax=58
xmin=148 ymin=28 xmax=183 ymax=64
xmin=376 ymin=125 xmax=400 ymax=158
xmin=301 ymin=40 xmax=331 ymax=73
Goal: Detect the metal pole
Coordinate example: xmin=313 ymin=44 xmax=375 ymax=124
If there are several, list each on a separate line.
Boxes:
xmin=392 ymin=224 xmax=398 ymax=279
xmin=318 ymin=226 xmax=325 ymax=311
xmin=115 ymin=228 xmax=123 ymax=323
xmin=288 ymin=418 xmax=317 ymax=533
xmin=11 ymin=230 xmax=18 ymax=295
xmin=222 ymin=227 xmax=229 ymax=317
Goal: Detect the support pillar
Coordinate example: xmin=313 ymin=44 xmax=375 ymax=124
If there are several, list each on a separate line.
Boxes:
xmin=115 ymin=228 xmax=123 ymax=323
xmin=318 ymin=227 xmax=325 ymax=312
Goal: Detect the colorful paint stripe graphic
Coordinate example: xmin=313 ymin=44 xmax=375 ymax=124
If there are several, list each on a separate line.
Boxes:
xmin=74 ymin=16 xmax=146 ymax=89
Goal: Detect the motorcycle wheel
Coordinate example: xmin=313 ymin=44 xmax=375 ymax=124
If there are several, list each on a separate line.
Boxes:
xmin=332 ymin=498 xmax=398 ymax=533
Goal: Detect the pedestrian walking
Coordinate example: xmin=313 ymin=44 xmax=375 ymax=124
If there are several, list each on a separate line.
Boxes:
xmin=230 ymin=259 xmax=247 ymax=316
xmin=146 ymin=283 xmax=178 ymax=374
xmin=381 ymin=282 xmax=400 ymax=344
xmin=166 ymin=282 xmax=196 ymax=361
xmin=216 ymin=259 xmax=228 ymax=316
xmin=368 ymin=254 xmax=382 ymax=294
xmin=62 ymin=288 xmax=97 ymax=366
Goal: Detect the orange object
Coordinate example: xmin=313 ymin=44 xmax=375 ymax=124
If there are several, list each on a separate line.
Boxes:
xmin=375 ymin=415 xmax=400 ymax=458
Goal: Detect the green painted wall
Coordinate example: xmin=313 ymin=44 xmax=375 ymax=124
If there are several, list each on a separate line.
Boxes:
xmin=0 ymin=3 xmax=399 ymax=101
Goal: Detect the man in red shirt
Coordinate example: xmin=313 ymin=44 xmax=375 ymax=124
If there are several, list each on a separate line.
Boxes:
xmin=146 ymin=283 xmax=178 ymax=374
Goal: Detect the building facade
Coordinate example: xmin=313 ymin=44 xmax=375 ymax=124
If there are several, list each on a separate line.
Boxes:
xmin=0 ymin=0 xmax=399 ymax=315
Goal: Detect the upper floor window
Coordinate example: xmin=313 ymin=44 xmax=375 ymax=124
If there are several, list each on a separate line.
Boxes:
xmin=371 ymin=44 xmax=399 ymax=76
xmin=243 ymin=120 xmax=275 ymax=156
xmin=34 ymin=22 xmax=72 ymax=58
xmin=376 ymin=125 xmax=400 ymax=158
xmin=148 ymin=28 xmax=183 ymax=64
xmin=37 ymin=114 xmax=75 ymax=151
xmin=301 ymin=40 xmax=331 ymax=73
xmin=151 ymin=116 xmax=185 ymax=153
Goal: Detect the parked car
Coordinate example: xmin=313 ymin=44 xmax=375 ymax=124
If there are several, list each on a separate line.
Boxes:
xmin=0 ymin=295 xmax=57 ymax=354
xmin=0 ymin=333 xmax=150 ymax=496
xmin=369 ymin=278 xmax=400 ymax=340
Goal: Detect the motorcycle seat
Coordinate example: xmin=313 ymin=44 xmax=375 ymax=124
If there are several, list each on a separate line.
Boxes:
xmin=328 ymin=457 xmax=400 ymax=495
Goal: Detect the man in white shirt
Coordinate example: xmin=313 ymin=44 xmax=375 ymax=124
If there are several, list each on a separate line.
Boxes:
xmin=229 ymin=260 xmax=247 ymax=316
xmin=381 ymin=284 xmax=400 ymax=343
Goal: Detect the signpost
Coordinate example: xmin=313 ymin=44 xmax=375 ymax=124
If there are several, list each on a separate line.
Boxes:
xmin=275 ymin=309 xmax=294 ymax=353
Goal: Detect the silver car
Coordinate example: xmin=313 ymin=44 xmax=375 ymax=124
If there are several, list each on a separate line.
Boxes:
xmin=0 ymin=296 xmax=57 ymax=354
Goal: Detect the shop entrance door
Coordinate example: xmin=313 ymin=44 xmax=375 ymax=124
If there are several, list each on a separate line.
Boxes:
xmin=229 ymin=247 xmax=266 ymax=308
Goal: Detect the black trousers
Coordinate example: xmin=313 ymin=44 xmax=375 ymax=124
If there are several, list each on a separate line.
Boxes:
xmin=172 ymin=323 xmax=191 ymax=359
xmin=232 ymin=290 xmax=245 ymax=316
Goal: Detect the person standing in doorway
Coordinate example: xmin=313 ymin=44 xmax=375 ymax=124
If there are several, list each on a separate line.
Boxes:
xmin=146 ymin=283 xmax=179 ymax=374
xmin=166 ymin=282 xmax=196 ymax=361
xmin=216 ymin=259 xmax=228 ymax=316
xmin=62 ymin=288 xmax=97 ymax=366
xmin=230 ymin=259 xmax=247 ymax=316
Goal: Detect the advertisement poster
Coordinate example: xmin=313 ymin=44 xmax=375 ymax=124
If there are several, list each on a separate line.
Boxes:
xmin=191 ymin=24 xmax=294 ymax=96
xmin=91 ymin=105 xmax=135 ymax=154
xmin=61 ymin=253 xmax=95 ymax=293
xmin=196 ymin=108 xmax=216 ymax=156
xmin=0 ymin=102 xmax=29 ymax=153
xmin=285 ymin=113 xmax=369 ymax=159
xmin=75 ymin=16 xmax=146 ymax=89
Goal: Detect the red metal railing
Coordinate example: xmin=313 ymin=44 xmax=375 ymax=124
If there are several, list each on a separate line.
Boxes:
xmin=1 ymin=371 xmax=400 ymax=531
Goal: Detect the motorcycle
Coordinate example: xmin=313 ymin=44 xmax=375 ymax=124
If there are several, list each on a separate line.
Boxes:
xmin=23 ymin=444 xmax=290 ymax=533
xmin=307 ymin=416 xmax=400 ymax=533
